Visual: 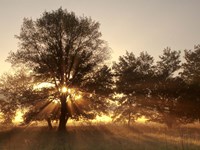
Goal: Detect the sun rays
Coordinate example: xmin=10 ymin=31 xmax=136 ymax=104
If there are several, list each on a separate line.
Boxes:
xmin=12 ymin=86 xmax=149 ymax=125
xmin=20 ymin=86 xmax=94 ymax=124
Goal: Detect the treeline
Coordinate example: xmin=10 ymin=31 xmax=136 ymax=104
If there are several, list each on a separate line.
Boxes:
xmin=111 ymin=46 xmax=200 ymax=127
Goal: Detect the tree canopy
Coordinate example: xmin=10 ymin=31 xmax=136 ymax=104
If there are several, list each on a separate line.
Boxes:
xmin=8 ymin=8 xmax=110 ymax=89
xmin=7 ymin=8 xmax=111 ymax=130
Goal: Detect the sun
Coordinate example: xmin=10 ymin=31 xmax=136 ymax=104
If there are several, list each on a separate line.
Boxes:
xmin=61 ymin=86 xmax=68 ymax=93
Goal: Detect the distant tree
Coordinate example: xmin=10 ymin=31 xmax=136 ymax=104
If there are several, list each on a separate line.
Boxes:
xmin=113 ymin=51 xmax=154 ymax=126
xmin=156 ymin=47 xmax=181 ymax=78
xmin=0 ymin=99 xmax=16 ymax=124
xmin=181 ymin=45 xmax=200 ymax=85
xmin=149 ymin=48 xmax=182 ymax=127
xmin=176 ymin=45 xmax=200 ymax=124
xmin=0 ymin=69 xmax=35 ymax=124
xmin=144 ymin=47 xmax=200 ymax=127
xmin=7 ymin=8 xmax=110 ymax=131
xmin=82 ymin=65 xmax=114 ymax=117
xmin=0 ymin=68 xmax=59 ymax=128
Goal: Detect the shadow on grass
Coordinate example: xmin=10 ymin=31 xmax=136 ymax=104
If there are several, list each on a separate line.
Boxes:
xmin=0 ymin=125 xmax=200 ymax=150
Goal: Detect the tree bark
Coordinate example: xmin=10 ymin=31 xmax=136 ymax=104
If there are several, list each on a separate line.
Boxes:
xmin=58 ymin=95 xmax=68 ymax=131
xmin=46 ymin=118 xmax=53 ymax=130
xmin=128 ymin=112 xmax=131 ymax=126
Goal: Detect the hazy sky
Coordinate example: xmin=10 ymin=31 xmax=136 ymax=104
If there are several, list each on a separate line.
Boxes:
xmin=1 ymin=0 xmax=200 ymax=75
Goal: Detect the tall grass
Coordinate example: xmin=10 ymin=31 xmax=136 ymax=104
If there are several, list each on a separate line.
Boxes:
xmin=0 ymin=123 xmax=200 ymax=150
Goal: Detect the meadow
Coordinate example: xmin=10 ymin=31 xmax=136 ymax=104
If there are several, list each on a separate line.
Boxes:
xmin=0 ymin=122 xmax=200 ymax=150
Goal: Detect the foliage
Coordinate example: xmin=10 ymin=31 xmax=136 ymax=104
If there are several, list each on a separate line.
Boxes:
xmin=112 ymin=51 xmax=154 ymax=125
xmin=181 ymin=45 xmax=200 ymax=85
xmin=84 ymin=65 xmax=114 ymax=96
xmin=176 ymin=45 xmax=200 ymax=123
xmin=0 ymin=69 xmax=35 ymax=124
xmin=156 ymin=47 xmax=181 ymax=78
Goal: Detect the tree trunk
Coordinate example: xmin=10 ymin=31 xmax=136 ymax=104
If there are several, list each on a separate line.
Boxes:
xmin=58 ymin=95 xmax=68 ymax=131
xmin=46 ymin=118 xmax=53 ymax=130
xmin=128 ymin=112 xmax=131 ymax=126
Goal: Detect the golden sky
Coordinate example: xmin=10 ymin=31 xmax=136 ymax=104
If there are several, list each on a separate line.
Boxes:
xmin=1 ymin=0 xmax=200 ymax=75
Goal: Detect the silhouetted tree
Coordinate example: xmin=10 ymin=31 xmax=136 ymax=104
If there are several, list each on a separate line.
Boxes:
xmin=156 ymin=47 xmax=181 ymax=78
xmin=7 ymin=8 xmax=110 ymax=131
xmin=113 ymin=51 xmax=154 ymax=126
xmin=149 ymin=48 xmax=182 ymax=127
xmin=176 ymin=45 xmax=200 ymax=124
xmin=0 ymin=69 xmax=35 ymax=124
xmin=181 ymin=45 xmax=200 ymax=85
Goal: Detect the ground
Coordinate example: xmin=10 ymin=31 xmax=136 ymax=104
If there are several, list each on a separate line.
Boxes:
xmin=0 ymin=123 xmax=200 ymax=150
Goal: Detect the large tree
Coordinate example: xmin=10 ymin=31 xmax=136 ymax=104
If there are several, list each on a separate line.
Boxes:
xmin=7 ymin=8 xmax=110 ymax=130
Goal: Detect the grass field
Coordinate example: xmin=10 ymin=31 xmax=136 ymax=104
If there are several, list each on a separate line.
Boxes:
xmin=0 ymin=123 xmax=200 ymax=150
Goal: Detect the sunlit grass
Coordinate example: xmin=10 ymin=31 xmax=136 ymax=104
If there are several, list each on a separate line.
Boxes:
xmin=0 ymin=123 xmax=200 ymax=150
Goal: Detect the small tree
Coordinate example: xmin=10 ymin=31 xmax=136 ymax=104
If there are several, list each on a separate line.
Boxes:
xmin=0 ymin=69 xmax=35 ymax=124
